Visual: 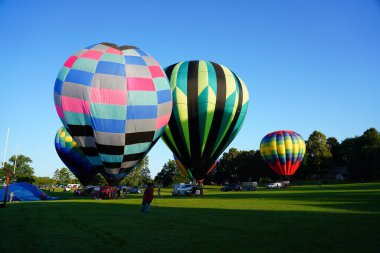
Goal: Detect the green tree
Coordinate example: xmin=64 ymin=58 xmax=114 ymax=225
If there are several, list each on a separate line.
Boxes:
xmin=88 ymin=173 xmax=107 ymax=185
xmin=120 ymin=156 xmax=151 ymax=186
xmin=215 ymin=148 xmax=240 ymax=183
xmin=154 ymin=159 xmax=178 ymax=187
xmin=294 ymin=152 xmax=311 ymax=180
xmin=306 ymin=131 xmax=333 ymax=176
xmin=172 ymin=164 xmax=190 ymax=184
xmin=349 ymin=128 xmax=380 ymax=180
xmin=34 ymin=177 xmax=55 ymax=188
xmin=0 ymin=162 xmax=11 ymax=185
xmin=68 ymin=171 xmax=80 ymax=184
xmin=53 ymin=167 xmax=71 ymax=186
xmin=327 ymin=137 xmax=344 ymax=167
xmin=8 ymin=154 xmax=35 ymax=183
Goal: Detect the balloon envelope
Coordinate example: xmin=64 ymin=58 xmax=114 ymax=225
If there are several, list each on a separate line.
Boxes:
xmin=55 ymin=127 xmax=98 ymax=186
xmin=260 ymin=130 xmax=306 ymax=177
xmin=174 ymin=154 xmax=218 ymax=182
xmin=162 ymin=60 xmax=249 ymax=181
xmin=54 ymin=43 xmax=172 ymax=185
xmin=173 ymin=154 xmax=193 ymax=180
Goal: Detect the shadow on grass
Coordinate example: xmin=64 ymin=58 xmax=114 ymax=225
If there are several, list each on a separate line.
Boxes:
xmin=1 ymin=198 xmax=380 ymax=253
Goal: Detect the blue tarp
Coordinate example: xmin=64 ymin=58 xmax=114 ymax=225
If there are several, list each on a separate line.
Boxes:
xmin=0 ymin=182 xmax=59 ymax=202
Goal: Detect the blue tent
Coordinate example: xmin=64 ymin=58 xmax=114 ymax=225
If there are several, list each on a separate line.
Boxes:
xmin=0 ymin=182 xmax=59 ymax=201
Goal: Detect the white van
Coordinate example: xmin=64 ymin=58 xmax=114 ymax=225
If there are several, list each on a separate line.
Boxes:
xmin=172 ymin=183 xmax=193 ymax=196
xmin=241 ymin=182 xmax=258 ymax=191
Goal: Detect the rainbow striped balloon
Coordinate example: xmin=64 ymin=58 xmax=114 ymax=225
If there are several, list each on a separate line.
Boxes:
xmin=260 ymin=130 xmax=306 ymax=177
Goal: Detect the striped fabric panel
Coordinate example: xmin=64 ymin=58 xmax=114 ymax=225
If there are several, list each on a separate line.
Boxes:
xmin=162 ymin=60 xmax=249 ymax=180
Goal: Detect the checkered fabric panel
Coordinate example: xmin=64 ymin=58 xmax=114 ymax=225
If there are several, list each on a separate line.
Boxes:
xmin=54 ymin=43 xmax=172 ymax=185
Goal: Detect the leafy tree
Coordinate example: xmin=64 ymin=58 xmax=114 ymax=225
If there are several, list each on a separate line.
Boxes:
xmin=207 ymin=148 xmax=277 ymax=184
xmin=349 ymin=128 xmax=380 ymax=180
xmin=154 ymin=159 xmax=178 ymax=187
xmin=2 ymin=155 xmax=35 ymax=183
xmin=212 ymin=148 xmax=240 ymax=183
xmin=293 ymin=153 xmax=311 ymax=180
xmin=306 ymin=131 xmax=333 ymax=176
xmin=53 ymin=167 xmax=71 ymax=185
xmin=68 ymin=171 xmax=80 ymax=184
xmin=34 ymin=177 xmax=55 ymax=188
xmin=0 ymin=162 xmax=12 ymax=185
xmin=172 ymin=164 xmax=190 ymax=184
xmin=340 ymin=137 xmax=355 ymax=168
xmin=120 ymin=156 xmax=151 ymax=186
xmin=327 ymin=137 xmax=344 ymax=167
xmin=88 ymin=173 xmax=107 ymax=185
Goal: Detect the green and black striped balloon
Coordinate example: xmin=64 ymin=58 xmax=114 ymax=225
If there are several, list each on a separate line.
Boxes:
xmin=162 ymin=60 xmax=249 ymax=181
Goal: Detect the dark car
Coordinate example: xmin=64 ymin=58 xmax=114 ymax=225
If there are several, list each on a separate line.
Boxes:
xmin=127 ymin=186 xmax=142 ymax=194
xmin=220 ymin=184 xmax=241 ymax=192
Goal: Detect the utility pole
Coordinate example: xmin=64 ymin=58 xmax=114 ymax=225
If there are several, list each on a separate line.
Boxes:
xmin=1 ymin=128 xmax=11 ymax=208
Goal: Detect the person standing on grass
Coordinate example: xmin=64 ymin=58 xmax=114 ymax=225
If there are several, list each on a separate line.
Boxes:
xmin=141 ymin=182 xmax=154 ymax=213
xmin=9 ymin=192 xmax=14 ymax=202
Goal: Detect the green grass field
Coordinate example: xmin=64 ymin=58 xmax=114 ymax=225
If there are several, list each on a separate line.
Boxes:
xmin=1 ymin=183 xmax=379 ymax=253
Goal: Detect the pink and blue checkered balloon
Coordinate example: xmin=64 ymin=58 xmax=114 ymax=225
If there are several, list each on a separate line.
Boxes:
xmin=54 ymin=43 xmax=172 ymax=185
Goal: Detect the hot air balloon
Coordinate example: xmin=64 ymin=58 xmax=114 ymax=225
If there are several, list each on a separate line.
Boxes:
xmin=174 ymin=154 xmax=218 ymax=183
xmin=55 ymin=127 xmax=98 ymax=186
xmin=173 ymin=154 xmax=194 ymax=180
xmin=162 ymin=61 xmax=249 ymax=182
xmin=260 ymin=130 xmax=306 ymax=178
xmin=54 ymin=43 xmax=172 ymax=185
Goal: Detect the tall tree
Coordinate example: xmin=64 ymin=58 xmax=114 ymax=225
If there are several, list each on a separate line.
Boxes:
xmin=68 ymin=171 xmax=80 ymax=184
xmin=53 ymin=167 xmax=71 ymax=185
xmin=349 ymin=128 xmax=380 ymax=180
xmin=306 ymin=131 xmax=333 ymax=176
xmin=120 ymin=156 xmax=151 ymax=186
xmin=5 ymin=154 xmax=35 ymax=183
xmin=88 ymin=173 xmax=107 ymax=186
xmin=34 ymin=177 xmax=55 ymax=188
xmin=154 ymin=159 xmax=178 ymax=187
xmin=327 ymin=137 xmax=344 ymax=167
xmin=172 ymin=164 xmax=190 ymax=184
xmin=217 ymin=148 xmax=240 ymax=183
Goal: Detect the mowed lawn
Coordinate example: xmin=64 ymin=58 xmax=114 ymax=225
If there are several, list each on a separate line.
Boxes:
xmin=1 ymin=183 xmax=379 ymax=253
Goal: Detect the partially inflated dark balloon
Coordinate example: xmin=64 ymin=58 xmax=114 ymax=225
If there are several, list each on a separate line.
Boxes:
xmin=55 ymin=127 xmax=98 ymax=186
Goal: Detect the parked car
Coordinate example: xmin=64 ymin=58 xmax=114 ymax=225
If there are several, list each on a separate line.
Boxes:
xmin=220 ymin=184 xmax=241 ymax=192
xmin=241 ymin=182 xmax=258 ymax=191
xmin=127 ymin=186 xmax=142 ymax=194
xmin=172 ymin=184 xmax=193 ymax=196
xmin=266 ymin=182 xmax=282 ymax=189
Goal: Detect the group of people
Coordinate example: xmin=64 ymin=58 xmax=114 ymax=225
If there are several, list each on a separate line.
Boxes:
xmin=91 ymin=186 xmax=120 ymax=200
xmin=192 ymin=184 xmax=204 ymax=196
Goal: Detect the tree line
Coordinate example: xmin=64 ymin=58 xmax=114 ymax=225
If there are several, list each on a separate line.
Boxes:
xmin=0 ymin=155 xmax=152 ymax=188
xmin=1 ymin=128 xmax=379 ymax=187
xmin=0 ymin=154 xmax=82 ymax=187
xmin=155 ymin=128 xmax=380 ymax=186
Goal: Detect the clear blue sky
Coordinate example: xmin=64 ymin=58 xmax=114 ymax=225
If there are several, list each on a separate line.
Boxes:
xmin=0 ymin=0 xmax=379 ymax=178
